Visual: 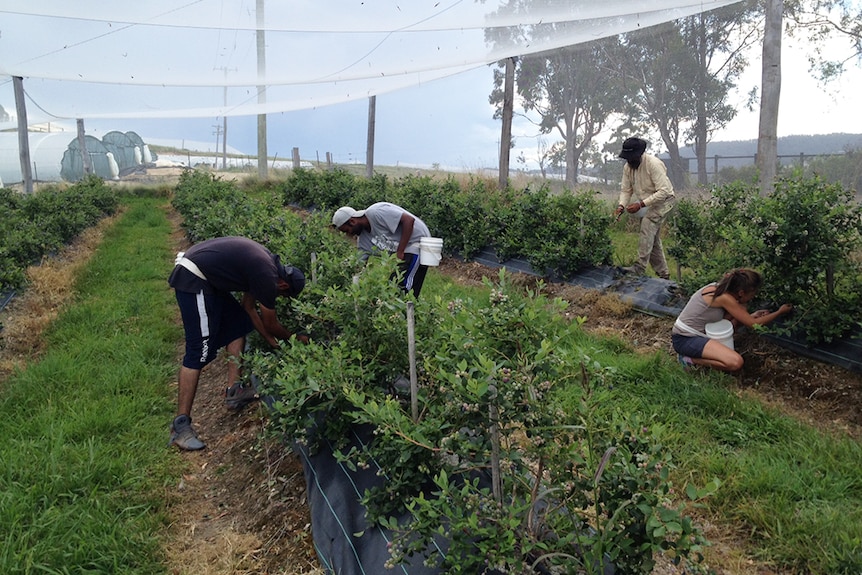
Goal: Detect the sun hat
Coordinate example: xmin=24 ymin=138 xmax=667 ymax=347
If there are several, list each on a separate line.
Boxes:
xmin=332 ymin=206 xmax=366 ymax=228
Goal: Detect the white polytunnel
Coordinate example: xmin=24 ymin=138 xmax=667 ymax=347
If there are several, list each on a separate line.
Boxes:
xmin=0 ymin=0 xmax=742 ymax=121
xmin=0 ymin=131 xmax=157 ymax=183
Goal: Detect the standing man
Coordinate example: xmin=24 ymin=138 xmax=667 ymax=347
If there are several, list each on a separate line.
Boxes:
xmin=331 ymin=202 xmax=430 ymax=297
xmin=613 ymin=137 xmax=676 ymax=280
xmin=168 ymin=236 xmax=306 ymax=451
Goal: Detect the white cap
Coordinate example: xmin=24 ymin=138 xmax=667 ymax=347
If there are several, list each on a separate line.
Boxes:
xmin=332 ymin=206 xmax=365 ymax=227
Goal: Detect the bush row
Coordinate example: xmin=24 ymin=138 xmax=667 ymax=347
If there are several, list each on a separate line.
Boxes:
xmin=170 ymin=170 xmax=715 ymax=575
xmin=668 ymin=174 xmax=862 ymax=343
xmin=281 ymin=168 xmax=615 ymax=277
xmin=0 ymin=175 xmax=119 ymax=292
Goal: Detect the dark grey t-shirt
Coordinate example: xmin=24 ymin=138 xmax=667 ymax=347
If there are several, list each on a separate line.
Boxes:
xmin=168 ymin=236 xmax=280 ymax=309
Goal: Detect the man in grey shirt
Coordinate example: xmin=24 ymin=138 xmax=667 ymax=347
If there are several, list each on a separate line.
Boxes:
xmin=332 ymin=202 xmax=430 ymax=297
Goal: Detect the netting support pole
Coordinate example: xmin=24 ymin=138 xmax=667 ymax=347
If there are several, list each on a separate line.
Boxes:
xmin=256 ymin=0 xmax=268 ymax=180
xmin=13 ymin=76 xmax=33 ymax=194
xmin=406 ymin=301 xmax=419 ymax=422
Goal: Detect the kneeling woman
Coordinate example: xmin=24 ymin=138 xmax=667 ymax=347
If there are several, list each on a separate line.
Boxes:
xmin=672 ymin=268 xmax=793 ymax=372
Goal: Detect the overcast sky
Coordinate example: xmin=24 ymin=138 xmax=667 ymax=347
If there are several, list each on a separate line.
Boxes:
xmin=27 ymin=35 xmax=862 ymax=172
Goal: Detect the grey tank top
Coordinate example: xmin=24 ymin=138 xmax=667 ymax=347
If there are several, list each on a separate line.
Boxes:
xmin=673 ymin=283 xmax=727 ymax=336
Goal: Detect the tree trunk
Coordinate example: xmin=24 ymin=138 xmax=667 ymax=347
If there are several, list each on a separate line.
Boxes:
xmin=564 ymin=126 xmax=578 ymax=189
xmin=498 ymin=57 xmax=515 ymax=190
xmin=695 ymin=16 xmax=709 ymax=186
xmin=758 ymin=0 xmax=783 ymax=196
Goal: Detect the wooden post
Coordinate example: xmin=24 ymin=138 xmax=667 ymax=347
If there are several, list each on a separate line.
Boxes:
xmin=406 ymin=302 xmax=419 ymax=422
xmin=366 ymin=95 xmax=376 ymax=179
xmin=13 ymin=76 xmax=33 ymax=194
xmin=489 ymin=384 xmax=502 ymax=502
xmin=76 ymin=119 xmax=93 ymax=176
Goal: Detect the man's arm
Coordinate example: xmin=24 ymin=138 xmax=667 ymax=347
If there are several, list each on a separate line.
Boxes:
xmin=617 ymin=164 xmax=634 ymax=209
xmin=241 ymin=292 xmax=293 ymax=347
xmin=396 ymin=211 xmax=415 ymax=260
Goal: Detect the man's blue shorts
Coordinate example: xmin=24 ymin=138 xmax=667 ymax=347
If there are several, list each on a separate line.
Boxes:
xmin=176 ymin=290 xmax=254 ymax=370
xmin=672 ymin=333 xmax=709 ymax=358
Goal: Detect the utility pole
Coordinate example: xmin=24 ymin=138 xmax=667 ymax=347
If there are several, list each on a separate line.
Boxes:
xmin=215 ymin=66 xmax=236 ymax=170
xmin=212 ymin=124 xmax=223 ymax=167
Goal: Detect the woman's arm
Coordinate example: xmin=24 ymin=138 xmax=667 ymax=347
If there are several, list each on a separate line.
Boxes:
xmin=715 ymin=293 xmax=793 ymax=328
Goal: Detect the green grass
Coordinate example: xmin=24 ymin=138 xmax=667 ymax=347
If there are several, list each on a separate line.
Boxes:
xmin=0 ymin=196 xmax=183 ymax=574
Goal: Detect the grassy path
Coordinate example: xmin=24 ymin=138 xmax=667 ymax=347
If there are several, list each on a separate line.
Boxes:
xmin=0 ymin=196 xmax=183 ymax=574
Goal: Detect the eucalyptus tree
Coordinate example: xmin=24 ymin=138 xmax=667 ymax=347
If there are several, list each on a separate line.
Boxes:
xmin=683 ymin=4 xmax=761 ymax=185
xmin=617 ymin=23 xmax=699 ymax=189
xmin=758 ymin=0 xmax=783 ymax=195
xmin=757 ymin=0 xmax=860 ymax=196
xmin=787 ymin=0 xmax=862 ymax=80
xmin=491 ymin=36 xmax=630 ymax=187
xmin=619 ymin=3 xmax=758 ymax=189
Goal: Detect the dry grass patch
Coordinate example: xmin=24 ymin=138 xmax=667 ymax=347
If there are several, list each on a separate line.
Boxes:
xmin=0 ymin=213 xmax=121 ymax=378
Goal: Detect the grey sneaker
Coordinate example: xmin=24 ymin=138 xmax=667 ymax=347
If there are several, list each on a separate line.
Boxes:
xmin=225 ymin=382 xmax=259 ymax=411
xmin=169 ymin=415 xmax=206 ymax=451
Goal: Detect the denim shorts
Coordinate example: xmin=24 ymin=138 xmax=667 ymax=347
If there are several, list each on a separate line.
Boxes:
xmin=672 ymin=333 xmax=709 ymax=358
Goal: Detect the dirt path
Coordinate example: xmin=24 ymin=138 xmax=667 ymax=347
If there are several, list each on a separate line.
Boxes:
xmin=161 ymin=207 xmax=320 ymax=575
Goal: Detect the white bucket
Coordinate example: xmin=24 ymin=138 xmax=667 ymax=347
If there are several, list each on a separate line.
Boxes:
xmin=705 ymin=319 xmax=734 ymax=350
xmin=419 ymin=237 xmax=443 ymax=266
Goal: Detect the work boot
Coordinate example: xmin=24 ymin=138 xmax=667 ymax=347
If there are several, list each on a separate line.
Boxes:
xmin=169 ymin=414 xmax=206 ymax=451
xmin=225 ymin=382 xmax=259 ymax=411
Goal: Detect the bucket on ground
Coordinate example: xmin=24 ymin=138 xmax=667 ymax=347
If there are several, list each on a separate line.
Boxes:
xmin=705 ymin=319 xmax=734 ymax=350
xmin=419 ymin=237 xmax=443 ymax=266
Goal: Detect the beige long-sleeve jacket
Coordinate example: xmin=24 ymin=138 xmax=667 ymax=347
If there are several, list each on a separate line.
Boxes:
xmin=618 ymin=154 xmax=675 ymax=213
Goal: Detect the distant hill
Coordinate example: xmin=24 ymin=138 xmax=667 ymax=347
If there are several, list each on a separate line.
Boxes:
xmin=693 ymin=133 xmax=862 ymax=157
xmin=663 ymin=133 xmax=862 ymax=173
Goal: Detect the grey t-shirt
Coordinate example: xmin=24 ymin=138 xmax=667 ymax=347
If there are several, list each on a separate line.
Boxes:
xmin=363 ymin=202 xmax=430 ymax=256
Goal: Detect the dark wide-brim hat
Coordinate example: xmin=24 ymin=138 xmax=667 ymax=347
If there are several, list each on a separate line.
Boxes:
xmin=619 ymin=137 xmax=647 ymax=160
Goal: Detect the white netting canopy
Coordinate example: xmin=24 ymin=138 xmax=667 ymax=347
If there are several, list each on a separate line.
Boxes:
xmin=1 ymin=0 xmax=739 ymax=121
